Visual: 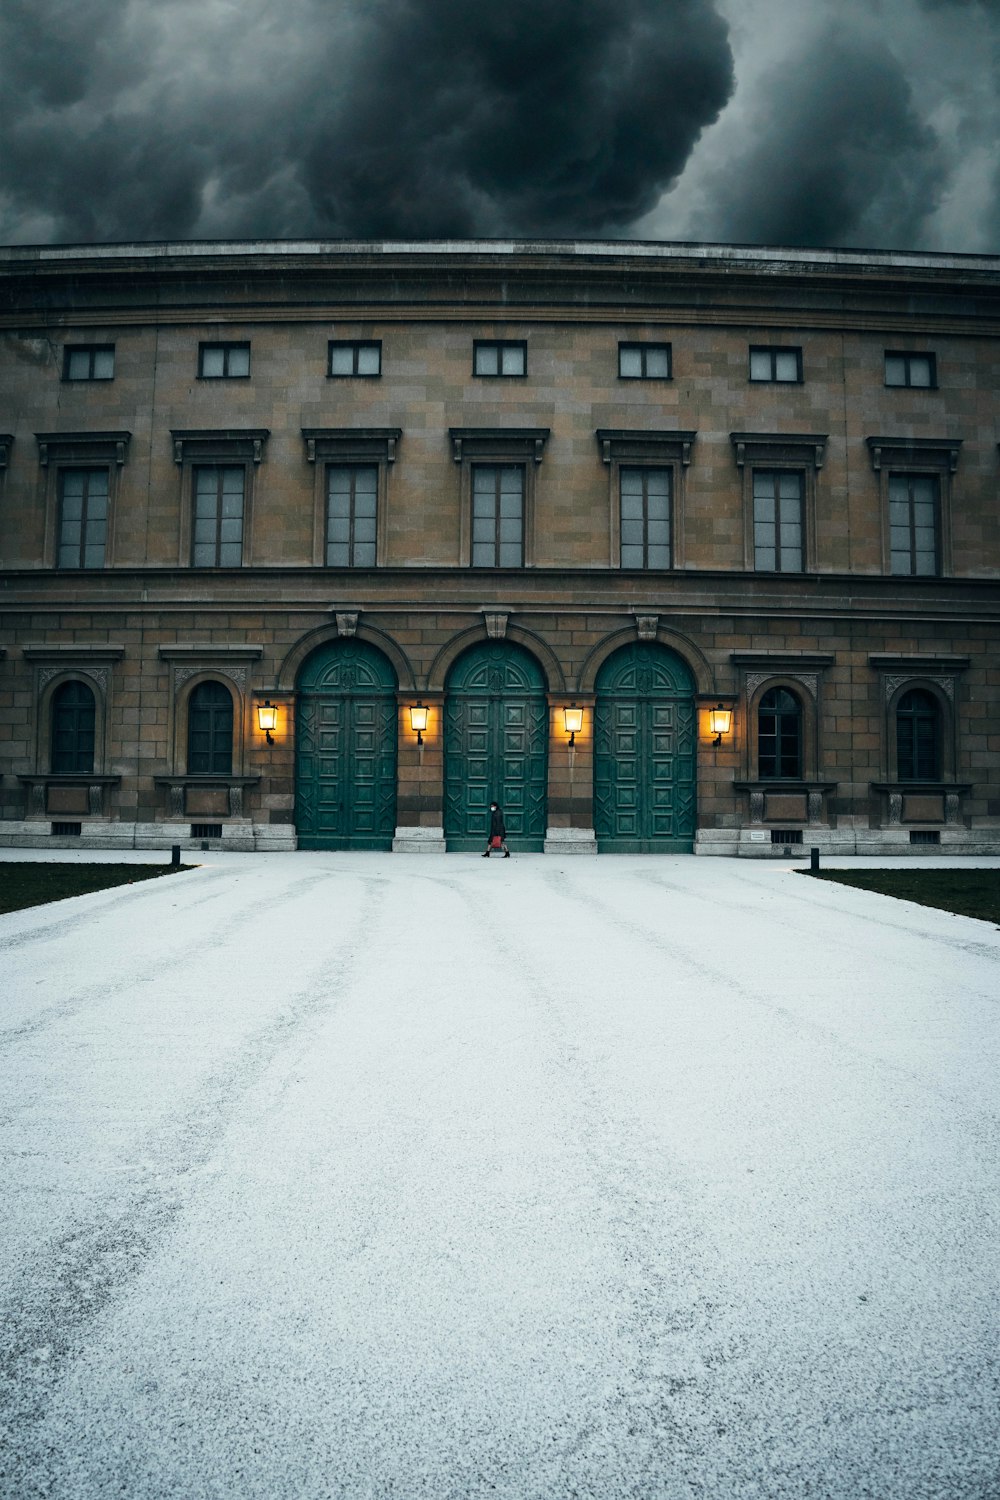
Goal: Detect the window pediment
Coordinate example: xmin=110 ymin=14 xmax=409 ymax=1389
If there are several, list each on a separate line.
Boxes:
xmin=866 ymin=436 xmax=961 ymax=473
xmin=36 ymin=431 xmax=131 ymax=466
xmin=596 ymin=429 xmax=696 ymax=466
xmin=449 ymin=428 xmax=549 ymax=464
xmin=730 ymin=432 xmax=826 ymax=469
xmin=171 ymin=429 xmax=269 ymax=465
xmin=302 ymin=428 xmax=401 ymax=464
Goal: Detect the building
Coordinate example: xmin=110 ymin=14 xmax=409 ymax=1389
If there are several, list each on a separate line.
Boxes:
xmin=1 ymin=238 xmax=998 ymax=856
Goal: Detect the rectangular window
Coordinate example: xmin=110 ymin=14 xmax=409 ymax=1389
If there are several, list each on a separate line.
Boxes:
xmin=753 ymin=471 xmax=804 ymax=572
xmin=198 ymin=342 xmax=250 ymax=378
xmin=471 ymin=465 xmax=524 ymax=566
xmin=620 ymin=467 xmax=672 ymax=568
xmin=885 ymin=352 xmax=935 ymax=388
xmin=192 ymin=466 xmax=245 ymax=566
xmin=57 ymin=468 xmax=108 ymax=568
xmin=473 ymin=340 xmax=527 ymax=377
xmin=328 ymin=341 xmax=382 ymax=377
xmin=64 ymin=346 xmax=115 ymax=381
xmin=618 ymin=343 xmax=671 ymax=379
xmin=749 ymin=346 xmax=802 ymax=383
xmin=889 ymin=474 xmax=939 ymax=575
xmin=326 ymin=465 xmax=378 ymax=566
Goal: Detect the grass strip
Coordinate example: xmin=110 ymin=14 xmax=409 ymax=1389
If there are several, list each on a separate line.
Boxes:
xmin=800 ymin=868 xmax=1000 ymax=925
xmin=0 ymin=862 xmax=195 ymax=915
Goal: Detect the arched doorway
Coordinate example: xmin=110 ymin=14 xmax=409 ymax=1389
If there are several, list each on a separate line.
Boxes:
xmin=295 ymin=640 xmax=397 ymax=850
xmin=444 ymin=641 xmax=547 ymax=851
xmin=594 ymin=642 xmax=696 ymax=852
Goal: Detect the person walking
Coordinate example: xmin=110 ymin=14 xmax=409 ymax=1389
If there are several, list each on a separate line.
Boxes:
xmin=483 ymin=800 xmax=510 ymax=857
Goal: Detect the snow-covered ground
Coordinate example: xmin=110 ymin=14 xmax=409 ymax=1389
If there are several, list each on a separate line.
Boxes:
xmin=2 ymin=851 xmax=998 ymax=1499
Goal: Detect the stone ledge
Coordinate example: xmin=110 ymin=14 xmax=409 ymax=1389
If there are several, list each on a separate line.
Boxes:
xmin=543 ymin=826 xmax=597 ymax=855
xmin=392 ymin=825 xmax=446 ymax=854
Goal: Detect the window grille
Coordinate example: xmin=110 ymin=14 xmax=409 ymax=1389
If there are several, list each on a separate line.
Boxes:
xmin=770 ymin=829 xmax=803 ymax=844
xmin=190 ymin=823 xmax=223 ymax=839
xmin=910 ymin=829 xmax=940 ymax=845
xmin=51 ymin=822 xmax=82 ymax=836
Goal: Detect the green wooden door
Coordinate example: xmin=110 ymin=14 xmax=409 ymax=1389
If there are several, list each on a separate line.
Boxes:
xmin=295 ymin=640 xmax=397 ymax=850
xmin=444 ymin=642 xmax=547 ymax=851
xmin=594 ymin=643 xmax=696 ymax=852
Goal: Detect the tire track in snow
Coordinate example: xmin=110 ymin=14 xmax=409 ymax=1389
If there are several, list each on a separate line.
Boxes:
xmin=0 ymin=869 xmax=333 ymax=1054
xmin=0 ymin=870 xmax=389 ymax=1469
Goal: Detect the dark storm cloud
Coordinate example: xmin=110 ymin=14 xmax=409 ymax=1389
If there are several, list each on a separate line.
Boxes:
xmin=0 ymin=0 xmax=734 ymax=243
xmin=695 ymin=27 xmax=948 ymax=250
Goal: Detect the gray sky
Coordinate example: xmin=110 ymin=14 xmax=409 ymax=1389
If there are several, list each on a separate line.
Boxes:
xmin=1 ymin=0 xmax=997 ymax=251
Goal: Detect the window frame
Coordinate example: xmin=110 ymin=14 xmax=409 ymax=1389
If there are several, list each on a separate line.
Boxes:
xmin=866 ymin=437 xmax=959 ymax=579
xmin=887 ymin=472 xmax=941 ymax=577
xmin=450 ymin=428 xmax=549 ymax=567
xmin=327 ymin=340 xmax=382 ymax=378
xmin=751 ymin=468 xmax=805 ymax=574
xmin=325 ymin=463 xmax=380 ymax=567
xmin=748 ymin=346 xmax=803 ymax=384
xmin=56 ymin=466 xmax=111 ymax=570
xmin=63 ymin=345 xmax=115 ymax=382
xmin=894 ymin=687 xmax=941 ymax=781
xmin=618 ymin=342 xmax=672 ymax=381
xmin=472 ymin=339 xmax=528 ymax=379
xmin=197 ymin=342 xmax=251 ymax=379
xmin=50 ymin=679 xmax=98 ymax=775
xmin=36 ymin=431 xmax=130 ymax=568
xmin=884 ymin=351 xmax=937 ymax=389
xmin=757 ymin=686 xmax=804 ymax=780
xmin=731 ymin=433 xmax=825 ymax=573
xmin=618 ymin=466 xmax=673 ymax=570
xmin=470 ymin=462 xmax=525 ymax=568
xmin=302 ymin=428 xmax=400 ymax=567
xmin=596 ymin=429 xmax=695 ymax=570
xmin=191 ymin=464 xmax=247 ymax=568
xmin=186 ymin=679 xmax=235 ymax=775
xmin=171 ymin=429 xmax=268 ymax=567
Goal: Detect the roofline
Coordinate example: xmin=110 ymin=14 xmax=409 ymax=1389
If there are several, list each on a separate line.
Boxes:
xmin=1 ymin=237 xmax=999 ymax=275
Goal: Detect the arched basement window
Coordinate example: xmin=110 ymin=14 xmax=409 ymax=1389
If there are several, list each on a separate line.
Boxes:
xmin=896 ymin=689 xmax=940 ymax=780
xmin=51 ymin=680 xmax=96 ymax=774
xmin=758 ymin=687 xmax=802 ymax=779
xmin=187 ymin=681 xmax=234 ymax=774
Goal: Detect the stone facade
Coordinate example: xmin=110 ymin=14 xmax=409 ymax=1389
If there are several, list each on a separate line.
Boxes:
xmin=1 ymin=239 xmax=998 ymax=855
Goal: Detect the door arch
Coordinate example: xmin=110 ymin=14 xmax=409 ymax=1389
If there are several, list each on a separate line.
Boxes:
xmin=444 ymin=641 xmax=547 ymax=851
xmin=295 ymin=639 xmax=397 ymax=850
xmin=594 ymin=642 xmax=696 ymax=852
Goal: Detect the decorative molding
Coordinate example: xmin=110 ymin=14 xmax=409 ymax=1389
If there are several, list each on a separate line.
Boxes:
xmin=749 ymin=791 xmax=765 ymax=825
xmin=945 ymin=791 xmax=961 ymax=825
xmin=159 ymin=645 xmax=263 ymax=660
xmin=866 ymin=436 xmax=962 ymax=473
xmin=596 ymin=429 xmax=697 ymax=466
xmin=807 ymin=791 xmax=824 ymax=826
xmin=171 ymin=429 xmax=269 ymax=465
xmin=336 ymin=612 xmax=359 ymax=637
xmin=449 ymin=427 xmax=550 ymax=464
xmin=888 ymin=791 xmax=903 ymax=825
xmin=23 ymin=645 xmax=126 ymax=661
xmin=36 ymin=431 xmax=131 ymax=467
xmin=868 ymin=653 xmax=969 ymax=672
xmin=302 ymin=428 xmax=401 ymax=464
xmin=174 ymin=662 xmax=247 ymax=691
xmin=31 ymin=783 xmax=45 ymax=816
xmin=228 ymin=784 xmax=244 ymax=818
xmin=884 ymin=672 xmax=954 ymax=702
xmin=37 ymin=662 xmax=109 ymax=693
xmin=730 ymin=432 xmax=827 ymax=470
xmin=483 ymin=611 xmax=508 ymax=640
xmin=744 ymin=672 xmax=769 ymax=698
xmin=87 ymin=783 xmax=103 ymax=817
xmin=634 ymin=615 xmax=659 ymax=641
xmin=169 ymin=783 xmax=184 ymax=818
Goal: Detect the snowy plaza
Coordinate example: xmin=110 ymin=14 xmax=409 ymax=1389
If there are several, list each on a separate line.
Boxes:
xmin=2 ymin=849 xmax=999 ymax=1499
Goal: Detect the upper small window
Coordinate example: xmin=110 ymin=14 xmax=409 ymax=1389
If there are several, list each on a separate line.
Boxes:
xmin=885 ymin=352 xmax=936 ymax=389
xmin=749 ymin=347 xmax=802 ymax=383
xmin=329 ymin=341 xmax=382 ymax=378
xmin=198 ymin=342 xmax=250 ymax=379
xmin=64 ymin=346 xmax=115 ymax=381
xmin=473 ymin=340 xmax=526 ymax=378
xmin=619 ymin=343 xmax=671 ymax=380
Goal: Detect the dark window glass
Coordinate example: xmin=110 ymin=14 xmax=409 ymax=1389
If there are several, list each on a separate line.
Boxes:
xmin=758 ymin=687 xmax=802 ymax=779
xmin=889 ymin=474 xmax=939 ymax=576
xmin=328 ymin=341 xmax=381 ymax=377
xmin=187 ymin=682 xmax=234 ymax=774
xmin=58 ymin=468 xmax=109 ymax=568
xmin=897 ymin=689 xmax=939 ymax=780
xmin=471 ymin=465 xmax=523 ymax=566
xmin=326 ymin=465 xmax=378 ymax=566
xmin=64 ymin=346 xmax=115 ymax=381
xmin=192 ymin=466 xmax=245 ymax=566
xmin=749 ymin=346 xmax=802 ymax=382
xmin=618 ymin=343 xmax=671 ymax=379
xmin=753 ymin=470 xmax=804 ymax=572
xmin=198 ymin=343 xmax=250 ymax=378
xmin=885 ymin=352 xmax=935 ymax=388
xmin=620 ymin=467 xmax=672 ymax=568
xmin=51 ymin=681 xmax=96 ymax=774
xmin=473 ymin=341 xmax=526 ymax=377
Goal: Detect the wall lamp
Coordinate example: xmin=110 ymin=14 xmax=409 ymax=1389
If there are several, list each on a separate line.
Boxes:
xmin=409 ymin=701 xmax=428 ymax=745
xmin=563 ymin=704 xmax=584 ymax=746
xmin=709 ymin=703 xmax=733 ymax=747
xmin=257 ymin=700 xmax=278 ymax=745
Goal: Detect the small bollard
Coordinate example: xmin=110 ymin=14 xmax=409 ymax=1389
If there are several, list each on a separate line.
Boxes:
xmin=810 ymin=847 xmax=820 ymax=873
xmin=170 ymin=844 xmax=181 ymax=869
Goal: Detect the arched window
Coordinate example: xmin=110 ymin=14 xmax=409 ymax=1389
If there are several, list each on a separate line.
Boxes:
xmin=758 ymin=687 xmax=802 ymax=779
xmin=896 ymin=689 xmax=939 ymax=780
xmin=51 ymin=681 xmax=96 ymax=774
xmin=187 ymin=681 xmax=234 ymax=774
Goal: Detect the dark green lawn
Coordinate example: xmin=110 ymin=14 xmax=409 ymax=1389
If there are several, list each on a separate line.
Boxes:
xmin=0 ymin=862 xmax=194 ymax=915
xmin=801 ymin=867 xmax=1000 ymax=925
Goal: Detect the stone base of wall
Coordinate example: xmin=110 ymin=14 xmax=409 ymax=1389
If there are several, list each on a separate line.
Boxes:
xmin=543 ymin=826 xmax=598 ymax=854
xmin=695 ymin=827 xmax=1000 ymax=857
xmin=392 ymin=825 xmax=447 ymax=853
xmin=0 ymin=821 xmax=299 ymax=853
